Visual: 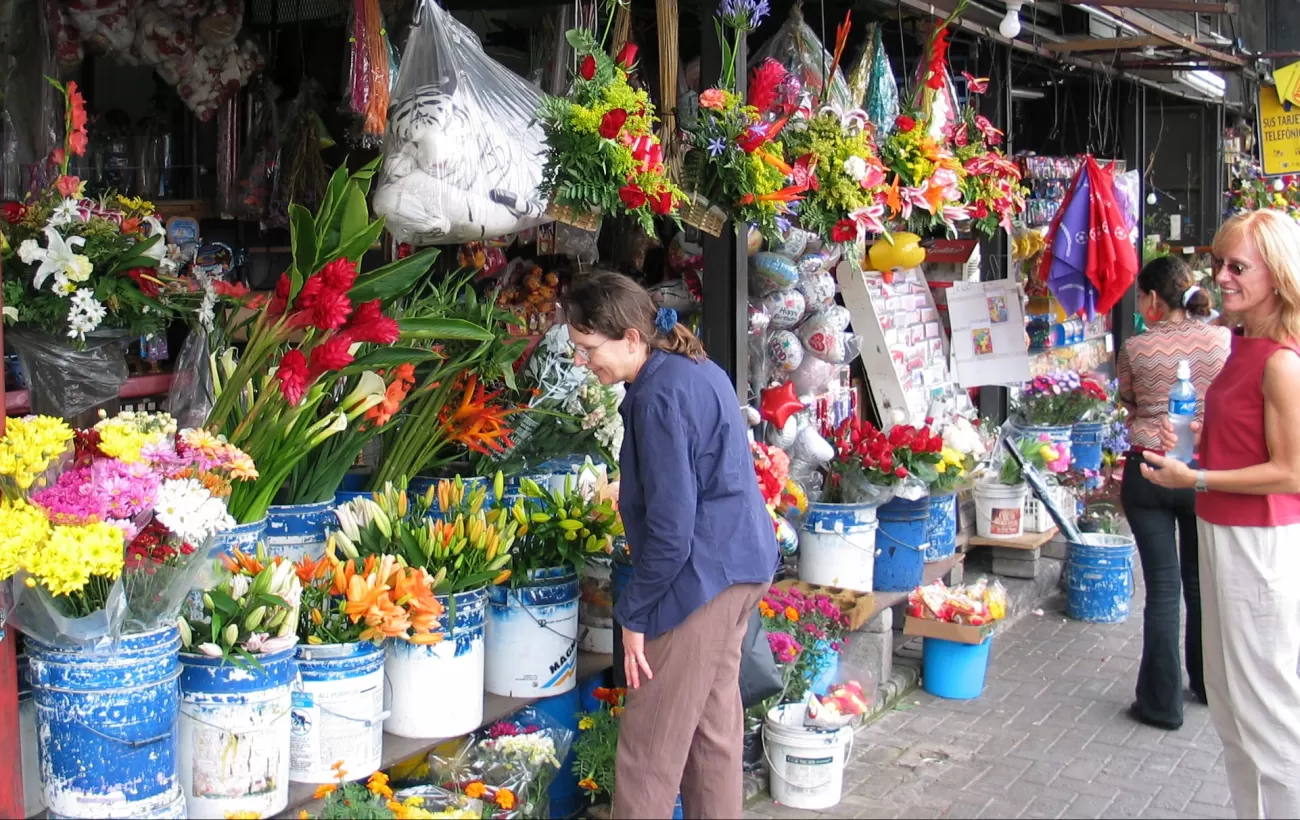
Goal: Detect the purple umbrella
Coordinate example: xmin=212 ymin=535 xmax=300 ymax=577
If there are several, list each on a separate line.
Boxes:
xmin=1046 ymin=167 xmax=1100 ymax=319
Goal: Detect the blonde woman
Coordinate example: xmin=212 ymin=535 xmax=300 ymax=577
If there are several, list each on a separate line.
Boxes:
xmin=1143 ymin=209 xmax=1300 ymax=819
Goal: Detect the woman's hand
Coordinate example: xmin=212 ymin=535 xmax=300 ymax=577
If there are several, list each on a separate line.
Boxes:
xmin=623 ymin=627 xmax=654 ymax=689
xmin=1139 ymin=451 xmax=1198 ymax=489
xmin=1157 ymin=418 xmax=1202 ymax=452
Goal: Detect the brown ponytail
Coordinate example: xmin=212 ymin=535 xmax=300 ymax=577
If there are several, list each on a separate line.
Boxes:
xmin=1138 ymin=255 xmax=1213 ymax=318
xmin=562 ymin=269 xmax=707 ymax=362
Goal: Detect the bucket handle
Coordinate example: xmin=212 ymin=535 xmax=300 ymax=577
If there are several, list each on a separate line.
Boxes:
xmin=511 ymin=593 xmax=580 ymax=643
xmin=805 ymin=531 xmax=880 ymax=557
xmin=50 ymin=718 xmax=174 ymax=749
xmin=762 ymin=731 xmax=854 ymax=784
xmin=179 ymin=707 xmax=293 ymax=736
xmin=874 ymin=528 xmax=929 ymax=553
xmin=292 ymin=673 xmax=391 ymax=727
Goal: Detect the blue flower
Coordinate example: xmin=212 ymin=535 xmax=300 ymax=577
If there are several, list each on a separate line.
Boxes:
xmin=707 ymin=137 xmax=728 ymax=157
xmin=719 ymin=0 xmax=770 ymax=31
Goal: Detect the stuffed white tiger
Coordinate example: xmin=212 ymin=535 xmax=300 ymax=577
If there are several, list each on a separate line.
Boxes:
xmin=373 ymin=11 xmax=552 ymax=246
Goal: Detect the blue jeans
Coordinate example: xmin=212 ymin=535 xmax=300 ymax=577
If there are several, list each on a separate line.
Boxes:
xmin=1121 ymin=457 xmax=1205 ymax=727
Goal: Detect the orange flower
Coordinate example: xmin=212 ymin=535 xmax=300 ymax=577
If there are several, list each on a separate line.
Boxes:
xmin=578 ymin=777 xmax=599 ymax=792
xmin=121 ymin=216 xmax=141 ymax=235
xmin=592 ymin=687 xmax=616 ymax=704
xmin=66 ymin=81 xmax=88 ymax=156
xmin=313 ymin=784 xmax=337 ymax=800
xmin=438 ymin=374 xmax=518 ymax=456
xmin=366 ymin=771 xmax=393 ymax=799
xmin=366 ymin=364 xmax=417 ymax=427
xmin=784 ymin=605 xmax=800 ymax=622
xmin=611 ymin=705 xmax=625 ymax=717
xmin=295 ymin=553 xmax=331 ymax=587
xmin=464 ymin=781 xmax=487 ymax=799
xmin=221 ymin=548 xmax=264 ymax=577
xmin=330 ymin=760 xmax=347 ymax=780
xmin=496 ymin=788 xmax=516 ymax=810
xmin=758 ymin=600 xmax=774 ymax=617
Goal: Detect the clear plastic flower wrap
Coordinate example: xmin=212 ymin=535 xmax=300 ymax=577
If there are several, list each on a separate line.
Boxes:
xmin=7 ymin=328 xmax=130 ymax=421
xmin=372 ymin=0 xmax=550 ymax=244
xmin=747 ymin=3 xmax=854 ymax=113
xmin=410 ymin=706 xmax=576 ymax=818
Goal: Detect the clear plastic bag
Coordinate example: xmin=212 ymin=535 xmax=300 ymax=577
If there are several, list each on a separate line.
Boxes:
xmin=372 ymin=0 xmax=550 ymax=245
xmin=7 ymin=328 xmax=129 ymax=422
xmin=4 ymin=573 xmax=129 ymax=650
xmin=234 ymin=78 xmax=281 ymax=224
xmin=748 ymin=4 xmax=854 ymax=112
xmin=166 ymin=329 xmax=214 ymax=430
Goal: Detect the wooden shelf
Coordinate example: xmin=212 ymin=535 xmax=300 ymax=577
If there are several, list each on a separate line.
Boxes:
xmin=5 ymin=372 xmax=174 ymax=415
xmin=277 ymin=651 xmax=614 ymax=819
xmin=968 ymin=528 xmax=1059 ymax=552
xmin=154 ymin=200 xmax=212 ymax=222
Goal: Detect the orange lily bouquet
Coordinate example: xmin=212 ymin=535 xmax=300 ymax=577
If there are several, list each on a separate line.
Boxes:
xmin=179 ymin=546 xmax=302 ymax=666
xmin=295 ymin=551 xmax=445 ymax=647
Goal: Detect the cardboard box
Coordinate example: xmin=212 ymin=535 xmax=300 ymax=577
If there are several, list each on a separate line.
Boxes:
xmin=903 ymin=615 xmax=994 ymax=646
xmin=772 ymin=579 xmax=877 ymax=632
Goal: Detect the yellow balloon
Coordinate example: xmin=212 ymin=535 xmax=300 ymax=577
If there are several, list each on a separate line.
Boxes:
xmin=868 ymin=233 xmax=926 ymax=272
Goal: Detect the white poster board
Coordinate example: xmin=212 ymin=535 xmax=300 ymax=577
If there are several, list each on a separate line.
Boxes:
xmin=948 ymin=280 xmax=1032 ymax=388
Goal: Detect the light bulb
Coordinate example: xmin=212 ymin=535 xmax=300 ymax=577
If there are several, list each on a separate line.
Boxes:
xmin=1000 ymin=2 xmax=1023 ymax=39
xmin=1146 ymin=192 xmax=1158 ymax=205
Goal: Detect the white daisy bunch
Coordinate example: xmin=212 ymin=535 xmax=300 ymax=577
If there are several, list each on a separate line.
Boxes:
xmin=483 ymin=733 xmax=561 ymax=771
xmin=153 ymin=478 xmax=235 ymax=546
xmin=67 ymin=289 xmax=107 ymax=340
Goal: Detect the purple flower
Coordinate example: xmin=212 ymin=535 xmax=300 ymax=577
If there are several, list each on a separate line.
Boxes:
xmin=707 ymin=137 xmax=727 ymax=157
xmin=719 ymin=0 xmax=770 ymax=31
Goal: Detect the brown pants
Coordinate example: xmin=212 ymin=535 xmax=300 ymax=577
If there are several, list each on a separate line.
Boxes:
xmin=613 ymin=582 xmax=769 ymax=820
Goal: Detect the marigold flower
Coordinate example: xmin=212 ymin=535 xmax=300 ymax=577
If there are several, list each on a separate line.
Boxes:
xmin=312 ymin=784 xmax=336 ymax=800
xmin=785 ymin=605 xmax=800 ymax=622
xmin=367 ymin=771 xmax=393 ymax=799
xmin=578 ymin=777 xmax=599 ymax=792
xmin=495 ymin=788 xmax=516 ymax=810
xmin=464 ymin=781 xmax=487 ymax=799
xmin=578 ymin=716 xmax=595 ymax=731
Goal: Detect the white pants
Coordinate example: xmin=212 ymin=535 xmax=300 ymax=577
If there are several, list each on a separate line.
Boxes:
xmin=1199 ymin=520 xmax=1300 ymax=819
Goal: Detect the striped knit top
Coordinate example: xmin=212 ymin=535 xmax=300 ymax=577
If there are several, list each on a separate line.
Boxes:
xmin=1116 ymin=320 xmax=1231 ymax=451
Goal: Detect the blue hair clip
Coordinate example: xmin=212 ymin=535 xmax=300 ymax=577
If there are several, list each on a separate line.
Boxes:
xmin=655 ymin=307 xmax=678 ymax=334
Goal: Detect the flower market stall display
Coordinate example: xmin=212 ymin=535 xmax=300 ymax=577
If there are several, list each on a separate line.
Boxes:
xmin=758 ymin=585 xmax=852 ymax=705
xmin=396 ymin=707 xmax=575 ymax=818
xmin=373 ymin=0 xmax=551 ymax=244
xmin=332 ymin=480 xmax=506 ymax=739
xmin=302 ymin=769 xmax=447 ymax=820
xmin=537 ymin=2 xmax=683 ymax=232
xmin=971 ymin=432 xmax=1063 ymax=540
xmin=905 ymin=576 xmax=1007 ymax=699
xmin=1011 ymin=370 xmax=1109 ymax=465
xmin=177 ymin=546 xmax=304 ymax=818
xmin=572 ymin=686 xmax=624 ymax=806
xmin=486 ymin=476 xmax=622 ymax=697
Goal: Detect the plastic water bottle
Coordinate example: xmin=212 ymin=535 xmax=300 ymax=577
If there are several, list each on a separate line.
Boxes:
xmin=1168 ymin=360 xmax=1197 ymax=464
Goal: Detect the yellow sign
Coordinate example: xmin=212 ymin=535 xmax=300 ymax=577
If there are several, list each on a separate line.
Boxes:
xmin=1276 ymin=61 xmax=1300 ymax=108
xmin=1258 ymin=85 xmax=1300 ymax=175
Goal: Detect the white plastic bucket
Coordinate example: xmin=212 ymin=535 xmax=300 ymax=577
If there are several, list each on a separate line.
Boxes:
xmin=973 ymin=483 xmax=1029 ymax=539
xmin=763 ymin=703 xmax=854 ymax=810
xmin=485 ymin=567 xmax=580 ymax=697
xmin=178 ymin=648 xmax=297 ymax=819
xmin=290 ymin=642 xmax=387 ymax=784
xmin=578 ymin=556 xmax=615 ymax=655
xmin=384 ymin=587 xmax=486 ymax=739
xmin=797 ymin=502 xmax=879 ymax=593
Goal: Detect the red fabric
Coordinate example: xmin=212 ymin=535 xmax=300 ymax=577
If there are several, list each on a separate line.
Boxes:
xmin=1083 ymin=157 xmax=1138 ymax=314
xmin=1198 ymin=333 xmax=1300 ymax=526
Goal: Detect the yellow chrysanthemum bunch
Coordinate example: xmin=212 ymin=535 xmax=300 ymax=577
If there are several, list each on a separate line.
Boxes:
xmin=25 ymin=521 xmax=124 ymax=597
xmin=0 ymin=415 xmax=75 ymax=493
xmin=93 ymin=410 xmax=176 ymax=463
xmin=0 ymin=498 xmax=52 ymax=581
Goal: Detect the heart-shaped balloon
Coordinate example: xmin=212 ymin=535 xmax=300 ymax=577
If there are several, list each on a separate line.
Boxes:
xmin=750 ymin=251 xmax=800 ymax=296
xmin=795 ymin=272 xmax=837 ymax=307
xmin=799 ymin=325 xmax=858 ymax=364
xmin=763 ymin=288 xmax=806 ymax=330
xmin=766 ymin=330 xmax=804 ymax=373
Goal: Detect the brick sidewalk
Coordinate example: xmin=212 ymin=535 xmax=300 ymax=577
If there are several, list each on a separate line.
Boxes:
xmin=746 ymin=581 xmax=1234 ymax=820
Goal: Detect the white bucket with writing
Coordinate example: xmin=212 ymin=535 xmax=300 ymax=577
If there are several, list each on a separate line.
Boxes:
xmin=290 ymin=642 xmax=386 ymax=784
xmin=485 ymin=567 xmax=580 ymax=697
xmin=973 ymin=482 xmax=1029 ymax=540
xmin=763 ymin=703 xmax=854 ymax=810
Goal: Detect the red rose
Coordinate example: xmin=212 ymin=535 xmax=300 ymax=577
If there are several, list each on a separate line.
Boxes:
xmin=831 ymin=219 xmax=857 ymax=243
xmin=894 ymin=467 xmax=908 ymax=479
xmin=2 ymin=201 xmax=24 ymax=224
xmin=618 ymin=184 xmax=647 ymax=210
xmin=895 ymin=115 xmax=916 ymax=132
xmin=616 ymin=43 xmax=639 ymax=69
xmin=600 ymin=109 xmax=629 ymax=140
xmin=972 ymin=201 xmax=990 ymax=219
xmin=580 ymin=55 xmax=597 ymax=81
xmin=649 ymin=191 xmax=674 ymax=216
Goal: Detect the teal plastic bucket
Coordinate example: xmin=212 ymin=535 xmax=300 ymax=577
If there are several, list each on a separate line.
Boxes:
xmin=922 ymin=636 xmax=992 ymax=699
xmin=873 ymin=495 xmax=929 ymax=592
xmin=1066 ymin=533 xmax=1136 ymax=623
xmin=924 ymin=493 xmax=958 ymax=563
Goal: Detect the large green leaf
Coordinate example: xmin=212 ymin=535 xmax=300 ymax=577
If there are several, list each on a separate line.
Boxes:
xmin=337 ymin=183 xmax=371 ymax=246
xmin=289 ymin=204 xmax=318 ymax=284
xmin=314 ymin=165 xmax=351 ymax=237
xmin=351 ymin=156 xmax=383 ymax=198
xmin=336 ymin=217 xmax=386 ymax=263
xmin=105 ymin=235 xmax=164 ymax=275
xmin=349 ymin=247 xmax=439 ymax=304
xmin=341 ymin=346 xmax=443 ymax=375
xmin=398 ymin=317 xmax=495 ymax=342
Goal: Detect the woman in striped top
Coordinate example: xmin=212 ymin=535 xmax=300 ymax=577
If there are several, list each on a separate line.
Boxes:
xmin=1116 ymin=255 xmax=1230 ymax=731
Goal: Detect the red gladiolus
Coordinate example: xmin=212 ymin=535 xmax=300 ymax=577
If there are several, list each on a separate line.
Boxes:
xmin=66 ymin=81 xmax=88 ymax=156
xmin=50 ymin=148 xmax=65 ymax=167
xmin=308 ymin=289 xmax=354 ymax=331
xmin=319 ymin=258 xmax=359 ymax=292
xmin=600 ymin=109 xmax=628 ymax=140
xmin=55 ymin=175 xmax=81 ymax=198
xmin=268 ymin=273 xmax=292 ymax=318
xmin=649 ymin=190 xmax=674 ymax=216
xmin=618 ymin=184 xmax=647 ymax=210
xmin=579 ymin=55 xmax=597 ymax=81
xmin=896 ymin=115 xmax=916 ymax=132
xmin=308 ymin=335 xmax=355 ymax=380
xmin=276 ymin=350 xmax=310 ymax=406
xmin=616 ymin=42 xmax=639 ymax=69
xmin=2 ymin=201 xmax=24 ymax=224
xmin=831 ymin=219 xmax=857 ymax=243
xmin=343 ymin=300 xmax=400 ymax=345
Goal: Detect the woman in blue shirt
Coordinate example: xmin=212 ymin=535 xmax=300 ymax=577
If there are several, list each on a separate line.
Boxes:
xmin=562 ymin=270 xmax=779 ymax=820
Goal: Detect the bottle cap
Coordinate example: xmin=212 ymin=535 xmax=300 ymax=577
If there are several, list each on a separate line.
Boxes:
xmin=1177 ymin=360 xmax=1191 ymax=380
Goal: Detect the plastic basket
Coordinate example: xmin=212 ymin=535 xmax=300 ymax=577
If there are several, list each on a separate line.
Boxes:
xmin=1024 ymin=485 xmax=1076 ymax=534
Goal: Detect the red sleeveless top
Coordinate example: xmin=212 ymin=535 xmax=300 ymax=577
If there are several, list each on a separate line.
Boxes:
xmin=1198 ymin=332 xmax=1300 ymax=526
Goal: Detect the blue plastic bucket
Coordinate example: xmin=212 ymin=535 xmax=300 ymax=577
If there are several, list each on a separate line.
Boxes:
xmin=486 ymin=567 xmax=581 ymax=697
xmin=798 ymin=502 xmax=879 ymax=593
xmin=266 ymin=500 xmax=335 ymax=563
xmin=334 ymin=489 xmax=373 ymax=506
xmin=922 ymin=635 xmax=992 ymax=699
xmin=386 ymin=587 xmax=487 ymax=739
xmin=874 ymin=495 xmax=930 ymax=592
xmin=1071 ymin=422 xmax=1105 ymax=472
xmin=178 ymin=646 xmax=298 ymax=818
xmin=291 ymin=642 xmax=386 ymax=784
xmin=17 ymin=654 xmax=42 ymax=818
xmin=1066 ymin=533 xmax=1136 ymax=623
xmin=27 ymin=627 xmax=186 ymax=819
xmin=924 ymin=493 xmax=958 ymax=563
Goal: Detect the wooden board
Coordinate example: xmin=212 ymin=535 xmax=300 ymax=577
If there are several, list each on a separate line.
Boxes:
xmin=968 ymin=528 xmax=1059 ymax=552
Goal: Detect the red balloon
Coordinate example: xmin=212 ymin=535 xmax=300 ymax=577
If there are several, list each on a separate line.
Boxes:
xmin=759 ymin=381 xmax=805 ymax=429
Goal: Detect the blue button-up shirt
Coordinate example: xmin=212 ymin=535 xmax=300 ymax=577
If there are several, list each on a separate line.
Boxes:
xmin=614 ymin=349 xmax=779 ymax=640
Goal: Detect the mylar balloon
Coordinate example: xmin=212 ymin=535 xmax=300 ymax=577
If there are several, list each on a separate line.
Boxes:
xmin=801 ymin=328 xmax=858 ymax=364
xmin=770 ymin=227 xmax=813 ymax=259
xmin=751 ymin=251 xmax=800 ymax=295
xmin=792 ymin=425 xmax=836 ymax=466
xmin=816 ymin=304 xmax=852 ymax=332
xmin=789 ymin=355 xmax=839 ymax=395
xmin=759 ymin=381 xmax=805 ymax=428
xmin=748 ymin=301 xmax=771 ymax=336
xmin=774 ymin=515 xmax=799 ymax=556
xmin=796 ymin=272 xmax=837 ymax=307
xmin=766 ymin=330 xmax=804 ymax=373
xmin=766 ymin=415 xmax=798 ymax=448
xmin=763 ymin=288 xmax=807 ymax=330
xmin=746 ymin=225 xmax=765 ymax=256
